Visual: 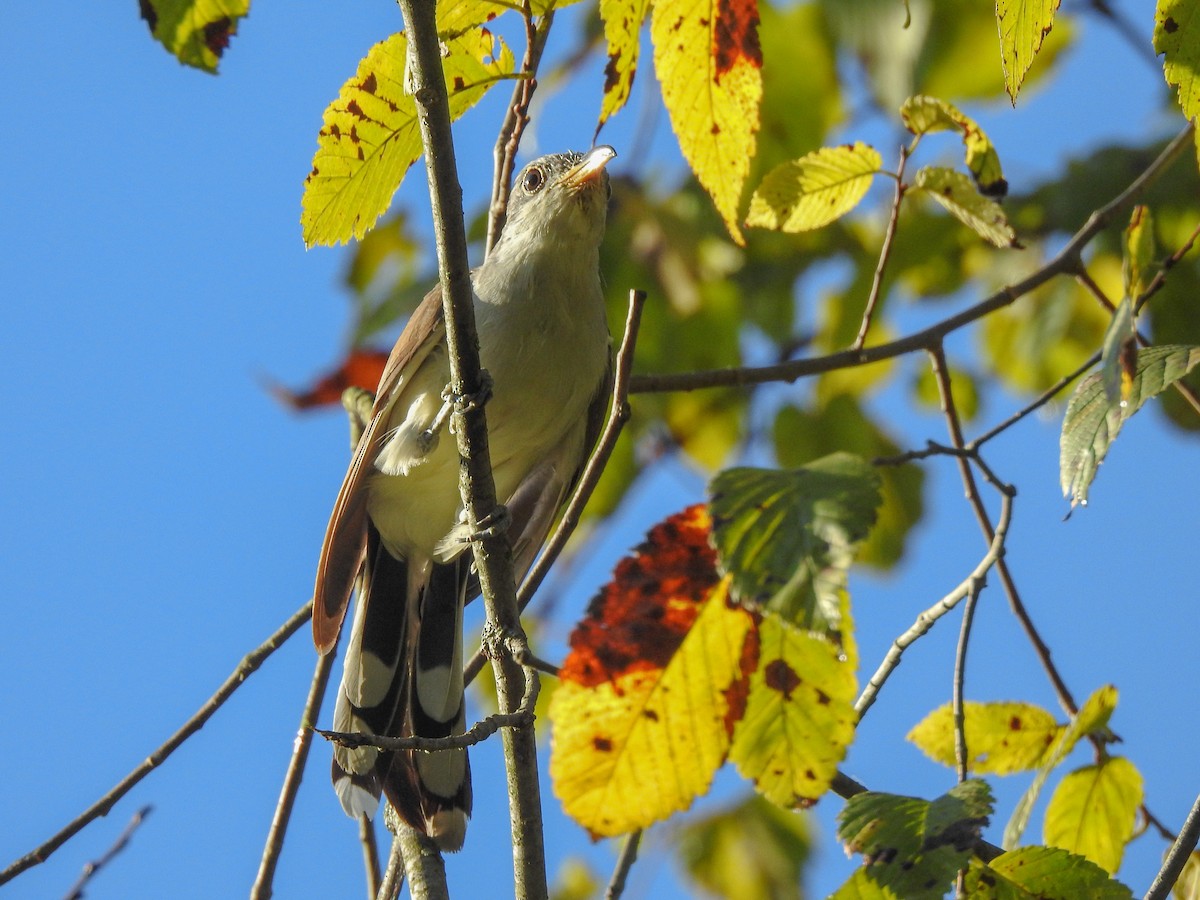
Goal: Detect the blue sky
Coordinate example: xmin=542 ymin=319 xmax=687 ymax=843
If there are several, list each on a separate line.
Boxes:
xmin=2 ymin=2 xmax=1196 ymax=898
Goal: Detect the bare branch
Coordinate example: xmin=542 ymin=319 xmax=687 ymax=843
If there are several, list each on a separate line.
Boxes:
xmin=1144 ymin=791 xmax=1200 ymax=900
xmin=853 ymin=150 xmax=910 ymax=351
xmin=604 ymin=831 xmax=642 ymax=900
xmin=62 ymin=805 xmax=152 ymax=900
xmin=856 ymin=492 xmax=1012 ymax=719
xmin=360 ymin=817 xmax=382 ymax=900
xmin=1 ymin=601 xmax=312 ymax=886
xmin=376 ymin=832 xmax=405 ymax=900
xmin=252 ymin=641 xmax=339 ymax=899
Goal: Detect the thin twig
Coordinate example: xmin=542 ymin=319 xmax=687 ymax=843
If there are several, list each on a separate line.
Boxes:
xmin=969 ymin=353 xmax=1100 ymax=450
xmin=628 ymin=122 xmax=1196 ymax=396
xmin=1144 ymin=792 xmax=1200 ymax=900
xmin=605 ymin=831 xmax=642 ymax=900
xmin=62 ymin=805 xmax=153 ymax=900
xmin=1 ymin=601 xmax=312 ymax=886
xmin=487 ymin=5 xmax=554 ymax=255
xmin=855 ymin=492 xmax=1012 ymax=719
xmin=376 ymin=832 xmax=405 ymax=900
xmin=953 ymin=566 xmax=983 ymax=785
xmin=852 ymin=149 xmax=910 ymax=351
xmin=1134 ymin=219 xmax=1200 ymax=315
xmin=252 ymin=640 xmax=339 ymax=899
xmin=360 ymin=817 xmax=382 ymax=900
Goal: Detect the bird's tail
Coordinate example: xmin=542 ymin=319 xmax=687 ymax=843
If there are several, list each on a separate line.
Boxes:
xmin=331 ymin=525 xmax=472 ymax=852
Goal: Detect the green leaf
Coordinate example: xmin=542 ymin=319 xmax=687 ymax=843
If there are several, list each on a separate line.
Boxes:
xmin=729 ymin=612 xmax=857 ymax=807
xmin=900 ymin=95 xmax=1006 ymax=196
xmin=1004 ymin=685 xmax=1118 ymax=850
xmin=746 ymin=144 xmax=882 ymax=233
xmin=964 ymin=846 xmax=1134 ymax=899
xmin=908 ymin=701 xmax=1063 ymax=775
xmin=676 ymin=794 xmax=812 ymax=900
xmin=837 ymin=781 xmax=993 ymax=899
xmin=1043 ymin=756 xmax=1143 ymax=874
xmin=773 ymin=397 xmax=924 ymax=570
xmin=1155 ymin=0 xmax=1200 ymax=121
xmin=1123 ymin=205 xmax=1156 ymax=301
xmin=708 ymin=454 xmax=882 ymax=632
xmin=301 ymin=29 xmax=513 ymax=247
xmin=995 ymin=0 xmax=1062 ymax=103
xmin=1099 ymin=299 xmax=1137 ymax=406
xmin=140 ymin=0 xmax=249 ymax=73
xmin=1059 ymin=345 xmax=1200 ymax=507
xmin=828 ymin=868 xmax=902 ymax=899
xmin=912 ymin=166 xmax=1018 ymax=247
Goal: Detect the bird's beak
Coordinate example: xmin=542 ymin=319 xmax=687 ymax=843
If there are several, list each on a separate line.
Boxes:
xmin=559 ymin=145 xmax=617 ymax=191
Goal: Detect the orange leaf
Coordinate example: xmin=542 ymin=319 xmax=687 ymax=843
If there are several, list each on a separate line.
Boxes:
xmin=266 ymin=348 xmax=389 ymax=410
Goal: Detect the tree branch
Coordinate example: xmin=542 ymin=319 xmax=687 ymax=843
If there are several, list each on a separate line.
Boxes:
xmin=1144 ymin=791 xmax=1200 ymax=900
xmin=62 ymin=805 xmax=153 ymax=900
xmin=852 ymin=148 xmax=909 ymax=351
xmin=604 ymin=831 xmax=642 ymax=900
xmin=395 ymin=1 xmax=548 ymax=895
xmin=628 ymin=122 xmax=1196 ymax=396
xmin=0 ymin=601 xmax=312 ymax=886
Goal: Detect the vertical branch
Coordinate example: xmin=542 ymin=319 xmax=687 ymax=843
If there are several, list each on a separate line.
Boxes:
xmin=252 ymin=645 xmax=339 ymax=899
xmin=927 ymin=344 xmax=1079 ymax=718
xmin=852 ymin=148 xmax=910 ymax=351
xmin=360 ymin=817 xmax=382 ymax=900
xmin=605 ymin=831 xmax=642 ymax=900
xmin=487 ymin=6 xmax=554 ymax=256
xmin=394 ymin=3 xmax=548 ymax=897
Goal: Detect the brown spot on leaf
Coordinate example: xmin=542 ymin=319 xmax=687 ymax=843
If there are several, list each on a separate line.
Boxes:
xmin=1009 ymin=716 xmax=1023 ymax=730
xmin=604 ymin=50 xmax=622 ymax=94
xmin=452 ymin=75 xmax=467 ymax=92
xmin=203 ymin=17 xmax=233 ymax=57
xmin=594 ymin=736 xmax=614 ymax=752
xmin=1164 ymin=16 xmax=1179 ymax=33
xmin=642 ymin=709 xmax=659 ymax=721
xmin=764 ymin=659 xmax=801 ymax=700
xmin=346 ymin=99 xmax=367 ymax=120
xmin=713 ymin=0 xmax=762 ymax=79
xmin=361 ymin=73 xmax=378 ymax=94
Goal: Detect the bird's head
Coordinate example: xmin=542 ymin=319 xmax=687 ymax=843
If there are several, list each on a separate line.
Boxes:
xmin=498 ymin=146 xmax=616 ymax=250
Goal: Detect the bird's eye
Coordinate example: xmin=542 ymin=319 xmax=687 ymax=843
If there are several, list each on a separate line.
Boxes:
xmin=521 ymin=166 xmax=546 ymax=194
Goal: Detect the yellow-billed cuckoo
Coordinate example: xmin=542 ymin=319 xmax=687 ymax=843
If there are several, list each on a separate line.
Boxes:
xmin=311 ymin=146 xmax=616 ymax=851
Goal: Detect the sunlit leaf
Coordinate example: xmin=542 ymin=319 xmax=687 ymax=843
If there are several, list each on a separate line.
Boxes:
xmin=912 ymin=166 xmax=1018 ymax=247
xmin=550 ymin=506 xmax=755 ymax=836
xmin=708 ymin=455 xmax=881 ymax=632
xmin=1155 ymin=0 xmax=1200 ymax=121
xmin=837 ymin=780 xmax=993 ymax=899
xmin=598 ymin=0 xmax=652 ymax=128
xmin=302 ymin=29 xmax=513 ymax=246
xmin=964 ymin=846 xmax=1134 ymax=898
xmin=652 ymin=0 xmax=763 ymax=244
xmin=1123 ymin=205 xmax=1156 ymax=301
xmin=908 ymin=701 xmax=1064 ymax=775
xmin=265 ymin=348 xmax=390 ymax=410
xmin=1004 ymin=685 xmax=1118 ymax=850
xmin=140 ymin=0 xmax=248 ymax=73
xmin=773 ymin=398 xmax=924 ymax=571
xmin=900 ymin=95 xmax=1006 ymax=196
xmin=1044 ymin=756 xmax=1143 ymax=874
xmin=1060 ymin=345 xmax=1200 ymax=507
xmin=827 ymin=869 xmax=902 ymax=899
xmin=995 ymin=0 xmax=1061 ymax=103
xmin=746 ymin=144 xmax=882 ymax=233
xmin=677 ymin=795 xmax=811 ymax=900
xmin=729 ymin=612 xmax=856 ymax=807
xmin=1099 ymin=299 xmax=1137 ymax=406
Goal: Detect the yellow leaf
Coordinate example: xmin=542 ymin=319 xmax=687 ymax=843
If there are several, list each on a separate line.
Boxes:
xmin=1044 ymin=756 xmax=1143 ymax=874
xmin=301 ymin=29 xmax=513 ymax=247
xmin=745 ymin=143 xmax=882 ymax=233
xmin=141 ymin=0 xmax=248 ymax=73
xmin=549 ymin=507 xmax=755 ymax=836
xmin=729 ymin=612 xmax=856 ymax=807
xmin=900 ymin=95 xmax=1007 ymax=196
xmin=550 ymin=580 xmax=753 ymax=835
xmin=912 ymin=166 xmax=1018 ymax=248
xmin=1155 ymin=0 xmax=1200 ymax=121
xmin=652 ymin=0 xmax=763 ymax=244
xmin=995 ymin=0 xmax=1062 ymax=103
xmin=907 ymin=701 xmax=1064 ymax=775
xmin=598 ymin=0 xmax=652 ymax=127
xmin=1124 ymin=205 xmax=1156 ymax=301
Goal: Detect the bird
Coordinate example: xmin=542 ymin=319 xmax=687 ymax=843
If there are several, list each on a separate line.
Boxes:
xmin=311 ymin=146 xmax=617 ymax=852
